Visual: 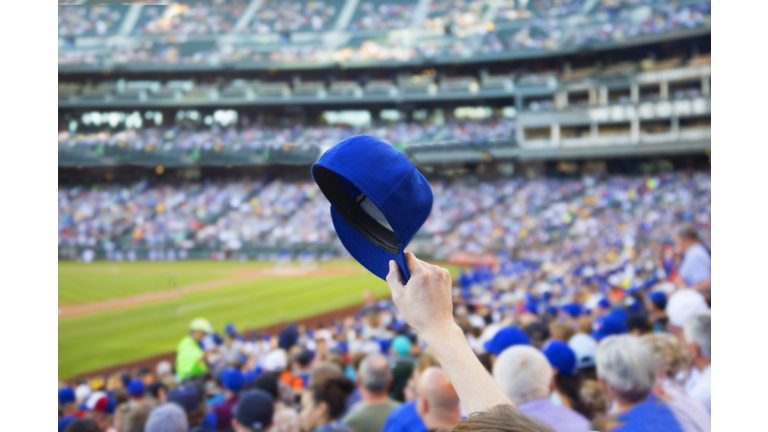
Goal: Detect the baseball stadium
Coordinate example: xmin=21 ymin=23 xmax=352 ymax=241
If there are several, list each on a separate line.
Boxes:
xmin=58 ymin=1 xmax=711 ymax=431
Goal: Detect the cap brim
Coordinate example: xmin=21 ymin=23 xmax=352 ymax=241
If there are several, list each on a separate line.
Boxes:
xmin=331 ymin=207 xmax=410 ymax=282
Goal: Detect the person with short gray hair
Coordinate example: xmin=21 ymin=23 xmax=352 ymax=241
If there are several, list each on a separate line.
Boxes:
xmin=674 ymin=224 xmax=711 ymax=293
xmin=682 ymin=313 xmax=711 ymax=414
xmin=145 ymin=403 xmax=188 ymax=432
xmin=592 ymin=335 xmax=685 ymax=431
xmin=492 ymin=345 xmax=590 ymax=432
xmin=342 ymin=354 xmax=400 ymax=432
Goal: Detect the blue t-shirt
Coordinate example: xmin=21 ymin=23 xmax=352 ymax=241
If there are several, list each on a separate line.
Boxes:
xmin=381 ymin=400 xmax=427 ymax=432
xmin=614 ymin=396 xmax=685 ymax=432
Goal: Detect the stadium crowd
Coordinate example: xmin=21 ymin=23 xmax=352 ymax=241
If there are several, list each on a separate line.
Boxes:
xmin=58 ymin=0 xmax=710 ymax=65
xmin=58 ymin=118 xmax=516 ymax=152
xmin=59 ymin=166 xmax=711 ymax=432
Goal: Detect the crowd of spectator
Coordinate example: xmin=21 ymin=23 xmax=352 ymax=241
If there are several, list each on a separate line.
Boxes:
xmin=58 ymin=200 xmax=711 ymax=431
xmin=250 ymin=0 xmax=342 ymax=34
xmin=348 ymin=1 xmax=417 ymax=31
xmin=58 ymin=0 xmax=711 ymax=66
xmin=59 ymin=118 xmax=516 ymax=152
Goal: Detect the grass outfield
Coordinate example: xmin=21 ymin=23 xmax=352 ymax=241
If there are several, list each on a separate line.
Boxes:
xmin=59 ymin=260 xmax=458 ymax=379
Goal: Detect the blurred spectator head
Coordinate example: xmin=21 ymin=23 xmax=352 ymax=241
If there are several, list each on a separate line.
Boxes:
xmin=647 ymin=292 xmax=667 ymax=312
xmin=416 ymin=367 xmax=461 ymax=430
xmin=309 ymin=362 xmax=344 ymax=387
xmin=391 ymin=335 xmax=413 ymax=357
xmin=253 ymin=374 xmax=279 ymax=401
xmin=63 ymin=418 xmax=101 ymax=432
xmin=59 ymin=387 xmax=76 ymax=412
xmin=524 ymin=320 xmax=550 ymax=349
xmin=453 ymin=404 xmax=554 ymax=432
xmin=640 ymin=333 xmax=689 ymax=384
xmin=674 ymin=224 xmax=699 ymax=251
xmin=263 ymin=349 xmax=288 ymax=374
xmin=145 ymin=403 xmax=188 ymax=432
xmin=167 ymin=385 xmax=205 ymax=427
xmin=492 ymin=345 xmax=552 ymax=406
xmin=591 ymin=314 xmax=628 ymax=341
xmin=683 ymin=312 xmax=711 ymax=363
xmin=666 ymin=289 xmax=708 ymax=329
xmin=147 ymin=381 xmax=169 ymax=403
xmin=626 ymin=314 xmax=651 ymax=336
xmin=80 ymin=390 xmax=116 ymax=430
xmin=568 ymin=333 xmax=598 ymax=381
xmin=189 ymin=317 xmax=214 ymax=342
xmin=295 ymin=349 xmax=315 ymax=370
xmin=301 ymin=375 xmax=355 ymax=431
xmin=484 ymin=326 xmax=530 ymax=359
xmin=127 ymin=379 xmax=145 ymax=398
xmin=548 ymin=321 xmax=575 ymax=343
xmin=578 ymin=380 xmax=610 ymax=421
xmin=358 ymin=353 xmax=392 ymax=396
xmin=233 ymin=390 xmax=275 ymax=432
xmin=221 ymin=368 xmax=245 ymax=394
xmin=596 ymin=335 xmax=658 ymax=405
xmin=156 ymin=361 xmax=173 ymax=378
xmin=75 ymin=384 xmax=92 ymax=403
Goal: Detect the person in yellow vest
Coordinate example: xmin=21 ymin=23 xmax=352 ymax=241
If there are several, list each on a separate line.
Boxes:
xmin=176 ymin=317 xmax=214 ymax=381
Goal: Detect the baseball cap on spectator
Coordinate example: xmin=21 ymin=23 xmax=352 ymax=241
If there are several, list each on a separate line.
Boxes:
xmin=253 ymin=374 xmax=279 ymax=401
xmin=311 ymin=135 xmax=433 ymax=283
xmin=127 ymin=379 xmax=145 ymax=397
xmin=562 ymin=303 xmax=583 ymax=319
xmin=278 ymin=324 xmax=299 ymax=350
xmin=626 ymin=314 xmax=651 ymax=334
xmin=524 ymin=320 xmax=550 ymax=347
xmin=75 ymin=384 xmax=92 ymax=402
xmin=392 ymin=335 xmax=412 ymax=356
xmin=234 ymin=390 xmax=274 ymax=431
xmin=542 ymin=340 xmax=578 ymax=376
xmin=156 ymin=360 xmax=172 ymax=377
xmin=221 ymin=368 xmax=245 ymax=393
xmin=79 ymin=390 xmax=116 ymax=414
xmin=483 ymin=326 xmax=531 ymax=355
xmin=190 ymin=317 xmax=214 ymax=333
xmin=591 ymin=314 xmax=628 ymax=341
xmin=568 ymin=333 xmax=598 ymax=369
xmin=225 ymin=323 xmax=236 ymax=336
xmin=167 ymin=385 xmax=201 ymax=413
xmin=59 ymin=387 xmax=76 ymax=405
xmin=666 ymin=289 xmax=709 ymax=327
xmin=296 ymin=349 xmax=314 ymax=367
xmin=597 ymin=297 xmax=611 ymax=309
xmin=263 ymin=349 xmax=288 ymax=373
xmin=145 ymin=403 xmax=189 ymax=432
xmin=648 ymin=292 xmax=667 ymax=311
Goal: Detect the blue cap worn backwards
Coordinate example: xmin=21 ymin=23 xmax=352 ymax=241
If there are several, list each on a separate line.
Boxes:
xmin=312 ymin=135 xmax=433 ymax=282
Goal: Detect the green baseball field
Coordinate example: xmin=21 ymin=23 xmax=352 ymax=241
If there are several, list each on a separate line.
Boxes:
xmin=58 ymin=260 xmax=458 ymax=380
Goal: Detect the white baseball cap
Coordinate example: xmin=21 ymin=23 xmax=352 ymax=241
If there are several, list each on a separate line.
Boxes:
xmin=568 ymin=333 xmax=598 ymax=369
xmin=263 ymin=349 xmax=288 ymax=373
xmin=666 ymin=289 xmax=709 ymax=327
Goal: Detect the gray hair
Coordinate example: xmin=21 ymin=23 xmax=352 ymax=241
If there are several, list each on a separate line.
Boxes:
xmin=596 ymin=335 xmax=658 ymax=403
xmin=683 ymin=312 xmax=711 ymax=359
xmin=359 ymin=353 xmax=392 ymax=394
xmin=676 ymin=224 xmax=699 ymax=241
xmin=492 ymin=345 xmax=552 ymax=405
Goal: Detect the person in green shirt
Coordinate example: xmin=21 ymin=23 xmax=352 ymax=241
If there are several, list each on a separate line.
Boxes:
xmin=343 ymin=353 xmax=400 ymax=432
xmin=176 ymin=317 xmax=214 ymax=381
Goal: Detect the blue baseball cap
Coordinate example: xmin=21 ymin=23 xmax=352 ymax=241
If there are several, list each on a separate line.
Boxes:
xmin=483 ymin=326 xmax=531 ymax=355
xmin=58 ymin=415 xmax=76 ymax=432
xmin=597 ymin=297 xmax=611 ymax=309
xmin=562 ymin=303 xmax=583 ymax=319
xmin=59 ymin=387 xmax=75 ymax=405
xmin=221 ymin=368 xmax=245 ymax=393
xmin=234 ymin=390 xmax=274 ymax=431
xmin=127 ymin=379 xmax=145 ymax=397
xmin=312 ymin=135 xmax=433 ymax=282
xmin=392 ymin=335 xmax=412 ymax=356
xmin=225 ymin=323 xmax=236 ymax=335
xmin=648 ymin=292 xmax=667 ymax=310
xmin=542 ymin=340 xmax=578 ymax=376
xmin=591 ymin=314 xmax=628 ymax=341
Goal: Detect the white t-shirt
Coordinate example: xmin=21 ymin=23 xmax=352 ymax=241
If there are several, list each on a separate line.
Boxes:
xmin=686 ymin=365 xmax=711 ymax=414
xmin=679 ymin=243 xmax=711 ymax=287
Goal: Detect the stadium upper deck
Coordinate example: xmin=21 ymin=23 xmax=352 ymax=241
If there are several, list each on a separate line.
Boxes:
xmin=58 ymin=0 xmax=710 ymax=70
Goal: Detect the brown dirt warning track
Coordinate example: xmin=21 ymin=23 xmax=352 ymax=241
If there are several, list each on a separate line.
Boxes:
xmin=58 ymin=267 xmax=365 ymax=320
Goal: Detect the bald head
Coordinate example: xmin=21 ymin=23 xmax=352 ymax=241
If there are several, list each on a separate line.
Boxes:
xmin=416 ymin=368 xmax=461 ymax=430
xmin=359 ymin=354 xmax=392 ymax=394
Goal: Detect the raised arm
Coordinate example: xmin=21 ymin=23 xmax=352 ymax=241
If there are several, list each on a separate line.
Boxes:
xmin=386 ymin=253 xmax=513 ymax=415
